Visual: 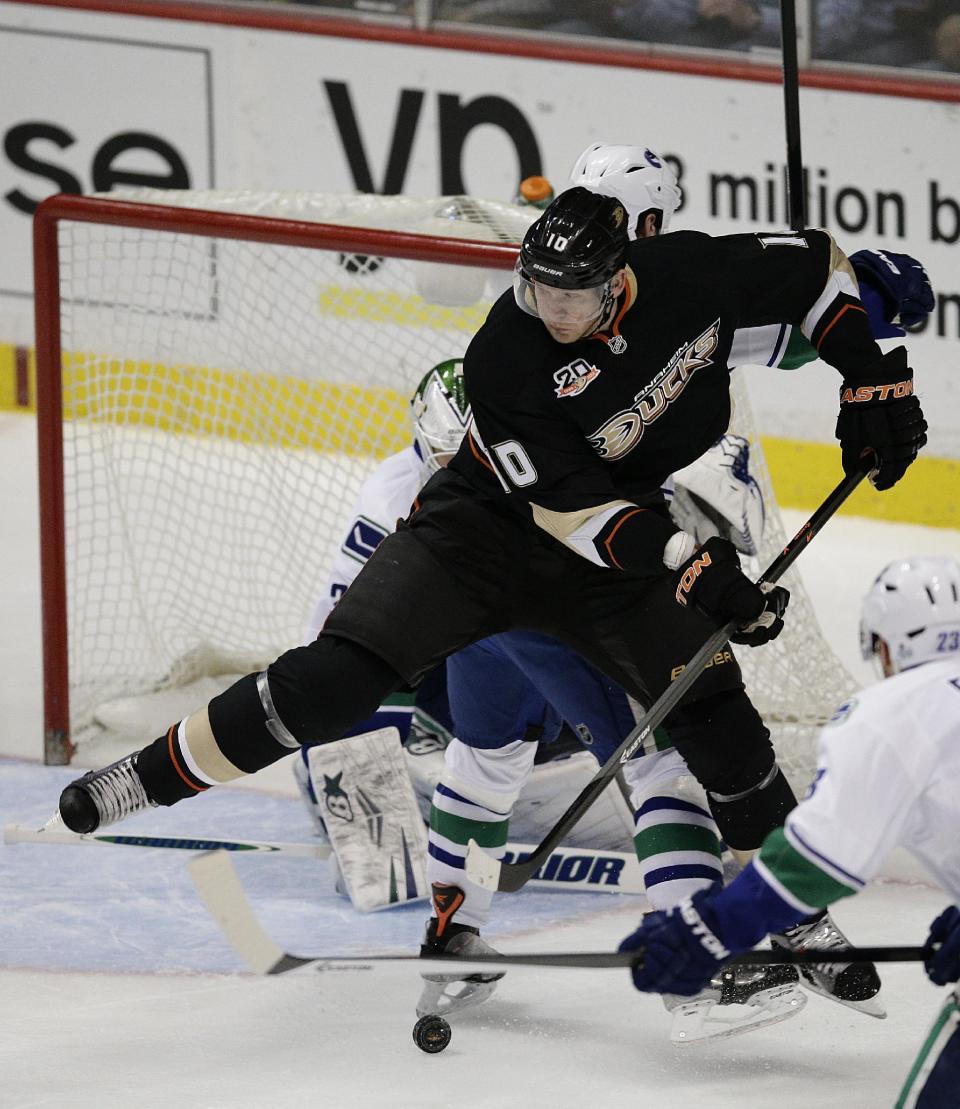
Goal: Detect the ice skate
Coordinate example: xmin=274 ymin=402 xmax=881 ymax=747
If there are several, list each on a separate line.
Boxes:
xmin=416 ymin=885 xmax=504 ymax=1018
xmin=772 ymin=910 xmax=886 ymax=1018
xmin=666 ymin=962 xmax=806 ymax=1045
xmin=58 ymin=752 xmax=156 ymax=834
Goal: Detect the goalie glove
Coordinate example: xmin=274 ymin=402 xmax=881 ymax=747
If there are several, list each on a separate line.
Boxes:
xmin=836 ymin=346 xmax=928 ymax=491
xmin=850 ymin=248 xmax=935 ymax=335
xmin=670 ymin=434 xmax=765 ymax=556
xmin=673 ymin=536 xmax=789 ymax=647
xmin=619 ymin=886 xmax=735 ymax=996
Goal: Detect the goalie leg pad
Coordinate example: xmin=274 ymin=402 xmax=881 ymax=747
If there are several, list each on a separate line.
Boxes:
xmin=305 ymin=727 xmax=429 ymax=912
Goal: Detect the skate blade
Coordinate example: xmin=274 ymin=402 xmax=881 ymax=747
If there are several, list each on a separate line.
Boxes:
xmin=799 ymin=981 xmax=887 ymax=1019
xmin=416 ymin=975 xmax=501 ymax=1019
xmin=670 ymin=983 xmax=807 ymax=1045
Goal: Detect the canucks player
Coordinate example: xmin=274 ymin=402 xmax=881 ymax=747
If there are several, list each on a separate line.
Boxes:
xmin=621 ymin=556 xmax=960 ymax=1105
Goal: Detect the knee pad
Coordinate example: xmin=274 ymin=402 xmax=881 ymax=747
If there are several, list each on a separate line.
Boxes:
xmin=665 ymin=688 xmax=775 ymax=797
xmin=664 ymin=689 xmax=797 ymax=851
xmin=252 ymin=635 xmax=402 ymax=747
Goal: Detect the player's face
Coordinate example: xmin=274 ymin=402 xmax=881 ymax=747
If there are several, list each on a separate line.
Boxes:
xmin=534 ymin=270 xmax=624 ymax=343
xmin=534 ymin=283 xmax=605 ymax=343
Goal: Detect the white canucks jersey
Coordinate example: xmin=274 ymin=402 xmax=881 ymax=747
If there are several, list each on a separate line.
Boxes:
xmin=303 ymin=447 xmax=424 ymax=642
xmin=756 ymin=658 xmax=960 ymax=910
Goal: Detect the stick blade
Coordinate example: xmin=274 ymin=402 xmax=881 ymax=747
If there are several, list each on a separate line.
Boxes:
xmin=464 ymin=838 xmax=502 ymax=890
xmin=188 ymin=849 xmax=286 ymax=974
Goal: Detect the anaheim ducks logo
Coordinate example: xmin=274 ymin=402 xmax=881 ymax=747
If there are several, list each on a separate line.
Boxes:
xmin=589 ymin=319 xmax=721 ymax=460
xmin=554 ymin=358 xmax=601 ymax=398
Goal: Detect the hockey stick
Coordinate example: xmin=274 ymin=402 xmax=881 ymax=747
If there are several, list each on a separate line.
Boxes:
xmin=190 ymin=849 xmax=926 ymax=976
xmin=779 ymin=0 xmax=806 ymax=230
xmin=467 ymin=463 xmax=871 ymax=894
xmin=2 ymin=822 xmax=330 ymax=858
xmin=3 ymin=821 xmax=644 ymax=893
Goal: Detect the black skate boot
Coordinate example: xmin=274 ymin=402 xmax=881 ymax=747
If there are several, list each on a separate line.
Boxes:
xmin=772 ymin=909 xmax=886 ymax=1018
xmin=417 ymin=884 xmax=504 ymax=1018
xmin=665 ymin=961 xmax=806 ymax=1044
xmin=59 ymin=752 xmax=157 ymax=834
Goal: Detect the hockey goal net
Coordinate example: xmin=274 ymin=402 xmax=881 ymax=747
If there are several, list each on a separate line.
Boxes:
xmin=35 ymin=189 xmax=855 ymax=788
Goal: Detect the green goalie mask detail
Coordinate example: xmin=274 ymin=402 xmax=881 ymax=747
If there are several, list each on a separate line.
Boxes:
xmin=411 ymin=359 xmax=471 ymax=473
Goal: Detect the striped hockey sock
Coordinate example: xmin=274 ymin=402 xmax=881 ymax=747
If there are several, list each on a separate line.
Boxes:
xmin=426 ymin=782 xmax=509 ymax=928
xmin=632 ymin=794 xmax=724 ymax=911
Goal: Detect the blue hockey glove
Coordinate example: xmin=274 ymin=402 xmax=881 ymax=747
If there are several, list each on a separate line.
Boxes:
xmin=850 ymin=249 xmax=935 ymax=335
xmin=924 ymin=905 xmax=960 ymax=986
xmin=619 ymin=886 xmax=733 ymax=996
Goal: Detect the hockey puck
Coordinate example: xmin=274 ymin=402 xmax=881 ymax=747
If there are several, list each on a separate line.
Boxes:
xmin=412 ymin=1014 xmax=452 ymax=1054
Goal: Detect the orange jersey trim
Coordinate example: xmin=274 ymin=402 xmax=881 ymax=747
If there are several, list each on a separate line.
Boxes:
xmin=468 ymin=429 xmax=496 ymax=473
xmin=167 ymin=724 xmax=207 ymax=792
xmin=602 ymin=507 xmax=646 ymax=570
xmin=815 ymin=302 xmax=868 ymax=349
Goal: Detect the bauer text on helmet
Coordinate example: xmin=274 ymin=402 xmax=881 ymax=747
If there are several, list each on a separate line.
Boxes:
xmin=515 ymin=188 xmax=629 ymax=344
xmin=860 ymin=556 xmax=960 ymax=676
xmin=568 ymin=142 xmax=683 ymax=237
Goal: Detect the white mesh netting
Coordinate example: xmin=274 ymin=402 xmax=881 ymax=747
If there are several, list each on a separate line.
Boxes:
xmin=47 ymin=188 xmax=854 ymax=788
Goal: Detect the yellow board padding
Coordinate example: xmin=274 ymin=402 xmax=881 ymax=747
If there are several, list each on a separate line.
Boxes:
xmin=58 ymin=351 xmax=411 ymax=458
xmin=0 ymin=343 xmax=34 ymax=412
xmin=0 ymin=343 xmax=16 ymax=410
xmin=1 ymin=341 xmax=956 ymax=526
xmin=317 ymin=283 xmax=490 ymax=332
xmin=761 ymin=436 xmax=959 ymax=529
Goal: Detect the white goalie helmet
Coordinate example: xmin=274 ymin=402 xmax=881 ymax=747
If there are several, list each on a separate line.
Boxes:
xmin=411 ymin=359 xmax=471 ymax=474
xmin=568 ymin=142 xmax=683 ymax=237
xmin=860 ymin=556 xmax=960 ymax=674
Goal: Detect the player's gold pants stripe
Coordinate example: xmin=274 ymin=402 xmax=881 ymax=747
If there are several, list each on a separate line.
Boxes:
xmin=183 ymin=709 xmax=245 ymax=784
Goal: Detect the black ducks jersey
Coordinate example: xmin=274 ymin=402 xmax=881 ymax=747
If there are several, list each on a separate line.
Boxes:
xmin=449 ymin=228 xmax=886 ymax=575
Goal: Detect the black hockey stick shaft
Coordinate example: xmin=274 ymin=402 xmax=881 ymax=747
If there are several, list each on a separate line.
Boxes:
xmin=270 ymin=944 xmax=928 ymax=975
xmin=484 ymin=463 xmax=870 ymax=893
xmin=780 ymin=0 xmax=806 ymax=229
xmin=190 ymin=846 xmax=923 ymax=979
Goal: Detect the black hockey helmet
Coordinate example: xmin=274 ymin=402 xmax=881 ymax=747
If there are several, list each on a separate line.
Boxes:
xmin=518 ymin=186 xmax=629 ymax=290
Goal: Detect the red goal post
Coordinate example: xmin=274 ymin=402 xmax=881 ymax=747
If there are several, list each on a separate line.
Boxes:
xmin=33 ymin=188 xmax=854 ymax=790
xmin=34 ymin=192 xmax=519 ymax=765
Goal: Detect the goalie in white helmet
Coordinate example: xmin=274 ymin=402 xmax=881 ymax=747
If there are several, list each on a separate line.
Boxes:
xmin=622 ymin=554 xmax=960 ymax=1107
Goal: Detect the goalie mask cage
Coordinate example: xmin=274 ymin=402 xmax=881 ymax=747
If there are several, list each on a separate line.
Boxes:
xmin=34 ymin=189 xmax=855 ymax=789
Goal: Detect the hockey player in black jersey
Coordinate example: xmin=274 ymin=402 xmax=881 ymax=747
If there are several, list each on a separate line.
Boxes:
xmin=58 ymin=189 xmax=927 ymax=980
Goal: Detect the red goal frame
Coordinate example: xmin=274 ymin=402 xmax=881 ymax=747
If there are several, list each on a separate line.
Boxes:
xmin=33 ymin=193 xmax=517 ymax=763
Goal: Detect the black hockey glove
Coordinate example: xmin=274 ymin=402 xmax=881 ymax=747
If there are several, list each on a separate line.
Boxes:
xmin=836 ymin=347 xmax=928 ymax=491
xmin=673 ymin=536 xmax=790 ymax=647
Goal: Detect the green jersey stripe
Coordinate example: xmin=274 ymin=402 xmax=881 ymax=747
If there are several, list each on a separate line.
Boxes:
xmin=759 ymin=827 xmax=858 ymax=909
xmin=430 ymin=804 xmax=509 ymax=849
